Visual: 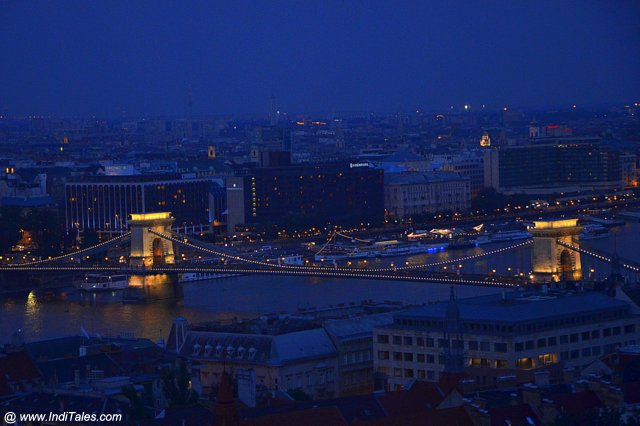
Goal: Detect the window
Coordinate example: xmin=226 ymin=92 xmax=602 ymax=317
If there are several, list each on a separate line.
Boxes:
xmin=393 ymin=335 xmax=402 ymax=345
xmin=515 ymin=342 xmax=524 ymax=352
xmin=592 ymin=330 xmax=600 ymax=339
xmin=592 ymin=346 xmax=601 ymax=356
xmin=560 ymin=352 xmax=569 ymax=361
xmin=403 ymin=353 xmax=414 ymax=362
xmin=625 ymin=324 xmax=636 ymax=334
xmin=570 ymin=334 xmax=579 ymax=343
xmin=378 ymin=351 xmax=390 ymax=360
xmin=426 ymin=338 xmax=434 ymax=347
xmin=480 ymin=341 xmax=491 ymax=351
xmin=426 ymin=354 xmax=435 ymax=363
xmin=538 ymin=339 xmax=546 ymax=348
xmin=468 ymin=341 xmax=479 ymax=350
xmin=394 ymin=368 xmax=402 ymax=377
xmin=548 ymin=337 xmax=557 ymax=347
xmin=377 ymin=335 xmax=389 ymax=344
xmin=427 ymin=370 xmax=435 ymax=380
xmin=418 ymin=370 xmax=426 ymax=379
xmin=613 ymin=327 xmax=621 ymax=336
xmin=438 ymin=339 xmax=448 ymax=348
xmin=404 ymin=336 xmax=413 ymax=346
xmin=405 ymin=369 xmax=414 ymax=378
xmin=604 ymin=328 xmax=612 ymax=337
xmin=393 ymin=352 xmax=402 ymax=361
xmin=525 ymin=341 xmax=534 ymax=350
xmin=495 ymin=343 xmax=508 ymax=353
xmin=416 ymin=337 xmax=425 ymax=346
xmin=582 ymin=332 xmax=590 ymax=341
xmin=560 ymin=335 xmax=569 ymax=344
xmin=582 ymin=348 xmax=591 ymax=357
xmin=417 ymin=354 xmax=425 ymax=363
xmin=571 ymin=350 xmax=579 ymax=359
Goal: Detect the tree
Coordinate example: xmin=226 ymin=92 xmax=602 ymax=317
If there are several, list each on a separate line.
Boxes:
xmin=121 ymin=384 xmax=148 ymax=420
xmin=160 ymin=359 xmax=198 ymax=406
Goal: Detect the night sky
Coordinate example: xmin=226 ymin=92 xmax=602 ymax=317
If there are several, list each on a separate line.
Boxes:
xmin=1 ymin=1 xmax=639 ymax=117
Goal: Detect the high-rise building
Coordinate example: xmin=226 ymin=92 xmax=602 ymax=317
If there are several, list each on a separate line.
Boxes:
xmin=65 ymin=174 xmax=225 ymax=232
xmin=484 ymin=138 xmax=623 ymax=194
xmin=226 ymin=163 xmax=384 ymax=233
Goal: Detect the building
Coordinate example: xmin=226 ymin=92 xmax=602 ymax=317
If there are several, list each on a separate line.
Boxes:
xmin=323 ymin=313 xmax=394 ymax=397
xmin=484 ymin=138 xmax=623 ymax=194
xmin=384 ymin=172 xmax=470 ymax=220
xmin=373 ymin=290 xmax=640 ymax=390
xmin=65 ymin=173 xmax=225 ymax=232
xmin=226 ymin=163 xmax=384 ymax=233
xmin=166 ymin=317 xmax=340 ymax=400
xmin=439 ymin=153 xmax=485 ymax=198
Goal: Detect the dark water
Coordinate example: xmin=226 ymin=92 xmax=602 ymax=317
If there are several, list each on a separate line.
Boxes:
xmin=1 ymin=221 xmax=639 ymax=344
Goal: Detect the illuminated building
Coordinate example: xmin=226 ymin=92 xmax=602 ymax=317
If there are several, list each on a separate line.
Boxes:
xmin=65 ymin=174 xmax=225 ymax=232
xmin=374 ymin=291 xmax=640 ymax=389
xmin=384 ymin=172 xmax=470 ymax=220
xmin=479 ymin=131 xmax=491 ymax=147
xmin=484 ymin=138 xmax=623 ymax=194
xmin=226 ymin=163 xmax=384 ymax=233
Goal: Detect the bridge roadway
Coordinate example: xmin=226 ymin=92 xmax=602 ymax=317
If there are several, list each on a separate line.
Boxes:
xmin=0 ymin=264 xmax=522 ymax=288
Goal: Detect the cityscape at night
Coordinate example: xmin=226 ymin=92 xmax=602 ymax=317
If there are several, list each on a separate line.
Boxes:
xmin=1 ymin=1 xmax=640 ymax=425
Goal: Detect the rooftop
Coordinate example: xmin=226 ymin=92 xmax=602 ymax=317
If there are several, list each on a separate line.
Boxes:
xmin=394 ymin=291 xmax=630 ymax=325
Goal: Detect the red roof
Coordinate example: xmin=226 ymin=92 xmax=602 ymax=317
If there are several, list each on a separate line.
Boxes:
xmin=0 ymin=351 xmax=42 ymax=397
xmin=553 ymin=391 xmax=603 ymax=415
xmin=490 ymin=403 xmax=541 ymax=426
xmin=622 ymin=382 xmax=640 ymax=404
xmin=353 ymin=406 xmax=473 ymax=426
xmin=242 ymin=405 xmax=348 ymax=426
xmin=377 ymin=381 xmax=448 ymax=417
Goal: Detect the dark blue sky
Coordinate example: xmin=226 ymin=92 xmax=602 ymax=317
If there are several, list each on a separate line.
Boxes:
xmin=1 ymin=1 xmax=639 ymax=117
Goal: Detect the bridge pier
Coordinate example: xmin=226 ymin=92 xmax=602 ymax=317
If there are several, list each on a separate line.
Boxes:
xmin=124 ymin=212 xmax=181 ymax=302
xmin=530 ymin=219 xmax=582 ymax=283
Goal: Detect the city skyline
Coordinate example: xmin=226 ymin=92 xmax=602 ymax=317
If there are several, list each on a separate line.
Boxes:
xmin=1 ymin=1 xmax=639 ymax=117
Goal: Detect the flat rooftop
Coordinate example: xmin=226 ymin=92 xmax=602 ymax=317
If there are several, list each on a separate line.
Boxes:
xmin=394 ymin=291 xmax=630 ymax=325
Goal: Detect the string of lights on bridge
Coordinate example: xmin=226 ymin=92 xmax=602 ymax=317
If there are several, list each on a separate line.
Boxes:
xmin=557 ymin=240 xmax=640 ymax=273
xmin=150 ymin=230 xmax=532 ymax=274
xmin=0 ymin=229 xmax=534 ymax=287
xmin=6 ymin=232 xmax=131 ymax=267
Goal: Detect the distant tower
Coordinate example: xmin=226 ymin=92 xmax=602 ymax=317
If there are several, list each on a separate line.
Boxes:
xmin=529 ymin=116 xmax=540 ymax=139
xmin=335 ymin=120 xmax=345 ymax=149
xmin=269 ymin=95 xmax=278 ymax=126
xmin=442 ymin=286 xmax=465 ymax=374
xmin=187 ymin=87 xmax=193 ymax=119
xmin=396 ymin=113 xmax=405 ymax=144
xmin=480 ymin=131 xmax=491 ymax=147
xmin=208 ymin=146 xmax=217 ymax=159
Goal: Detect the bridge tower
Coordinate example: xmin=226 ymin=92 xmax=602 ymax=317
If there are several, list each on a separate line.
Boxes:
xmin=530 ymin=218 xmax=582 ymax=283
xmin=128 ymin=212 xmax=175 ymax=268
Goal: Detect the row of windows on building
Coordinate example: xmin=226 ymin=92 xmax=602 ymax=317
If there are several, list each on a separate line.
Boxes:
xmin=377 ymin=324 xmax=636 ymax=352
xmin=343 ymin=350 xmax=373 ymax=365
xmin=377 ymin=366 xmax=436 ymax=381
xmin=394 ymin=309 xmax=627 ymax=333
xmin=378 ymin=339 xmax=637 ymax=373
xmin=282 ymin=369 xmax=334 ymax=389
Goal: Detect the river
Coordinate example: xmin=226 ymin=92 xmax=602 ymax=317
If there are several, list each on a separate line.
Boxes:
xmin=1 ymin=220 xmax=639 ymax=344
